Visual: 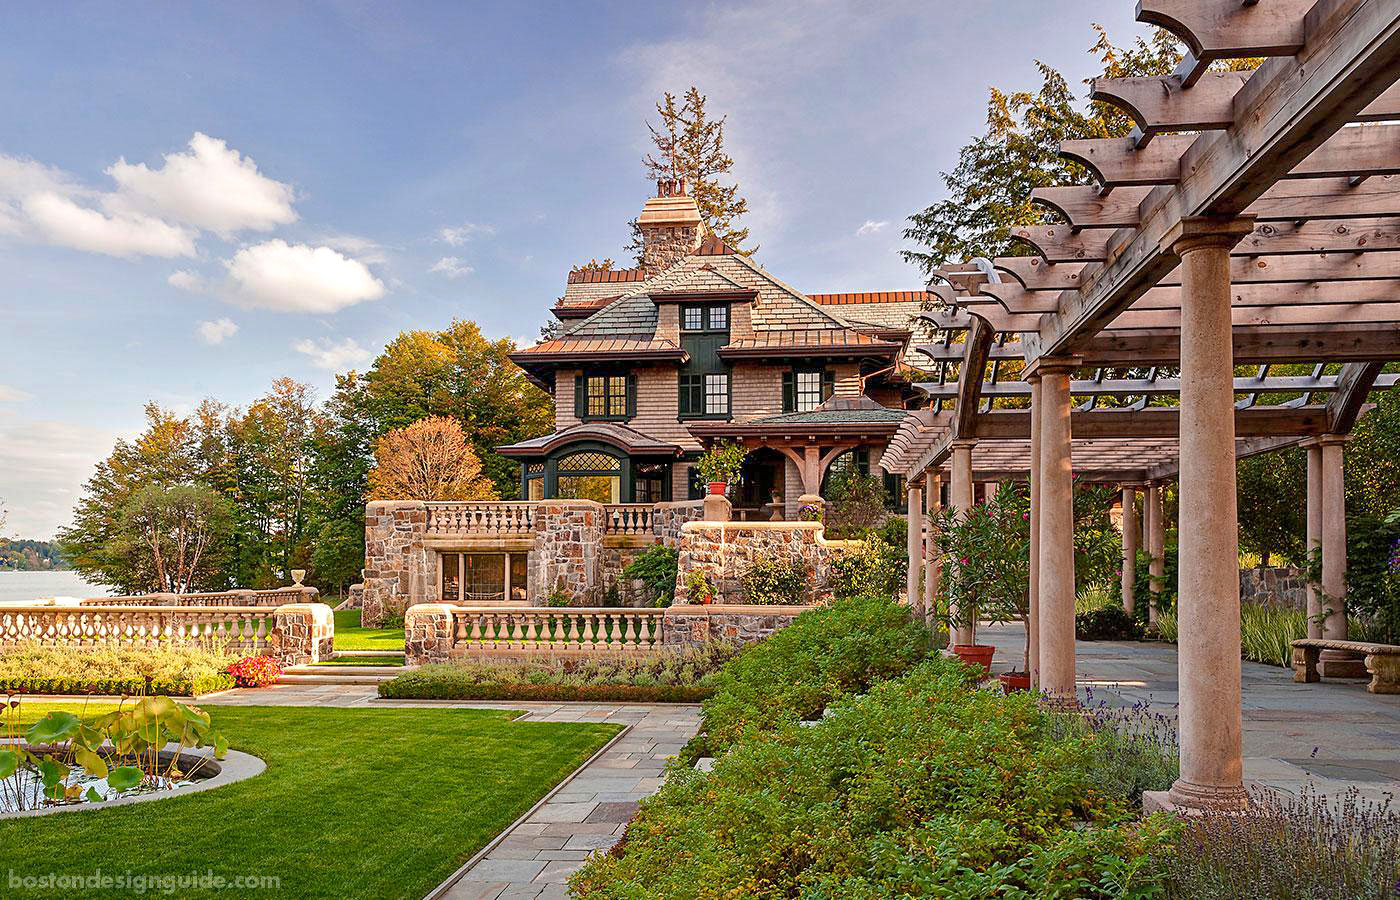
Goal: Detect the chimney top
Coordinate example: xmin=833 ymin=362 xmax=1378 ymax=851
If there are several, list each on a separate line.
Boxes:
xmin=637 ymin=180 xmax=704 ymax=277
xmin=656 ymin=177 xmax=688 ymax=198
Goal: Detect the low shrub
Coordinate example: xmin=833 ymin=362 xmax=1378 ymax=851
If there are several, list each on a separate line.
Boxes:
xmin=1240 ymin=602 xmax=1306 ymax=668
xmin=0 ymin=643 xmax=236 ymax=696
xmin=828 ymin=534 xmax=905 ymax=600
xmin=1156 ymin=785 xmax=1400 ymax=899
xmin=622 ymin=545 xmax=679 ymax=607
xmin=572 ymin=661 xmax=1179 ymax=898
xmin=1076 ymin=603 xmax=1142 ymax=641
xmin=377 ymin=643 xmax=738 ymax=702
xmin=684 ymin=593 xmax=942 ymax=759
xmin=227 ymin=655 xmax=283 ymax=688
xmin=739 ymin=556 xmax=808 ymax=605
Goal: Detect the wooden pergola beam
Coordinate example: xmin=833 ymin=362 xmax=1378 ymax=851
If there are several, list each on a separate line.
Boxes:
xmin=973 ymin=405 xmax=1328 ymax=440
xmin=973 ymin=277 xmax=1400 ymax=315
xmin=995 ymin=249 xmax=1400 ymax=292
xmin=1138 ymin=0 xmax=1311 ymax=87
xmin=1325 ymin=361 xmax=1386 ymax=432
xmin=1030 ymin=0 xmax=1400 ymax=362
xmin=954 ymin=317 xmax=993 ymax=437
xmin=914 ymin=373 xmax=1400 ymax=400
xmin=1062 ymin=124 xmax=1400 ymax=188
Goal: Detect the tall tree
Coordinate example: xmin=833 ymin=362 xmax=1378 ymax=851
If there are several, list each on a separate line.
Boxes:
xmin=631 ymin=86 xmax=751 ymax=255
xmin=1236 ymin=448 xmax=1307 ymax=566
xmin=368 ymin=417 xmax=496 ymax=501
xmin=115 ymin=484 xmax=231 ymax=593
xmin=901 ymin=27 xmax=1187 ymax=274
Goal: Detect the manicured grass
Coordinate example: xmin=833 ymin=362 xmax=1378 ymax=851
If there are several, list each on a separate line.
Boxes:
xmin=0 ymin=701 xmax=618 ymax=899
xmin=311 ymin=656 xmax=404 ymax=667
xmin=333 ymin=608 xmax=404 ymax=652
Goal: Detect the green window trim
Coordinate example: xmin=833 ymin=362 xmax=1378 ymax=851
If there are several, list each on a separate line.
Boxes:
xmin=573 ymin=371 xmax=637 ymax=422
xmin=782 ymin=368 xmax=835 ymax=413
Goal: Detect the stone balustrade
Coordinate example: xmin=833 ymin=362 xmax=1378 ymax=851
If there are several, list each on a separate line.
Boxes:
xmin=0 ymin=602 xmax=333 ymax=665
xmin=602 ymin=504 xmax=654 ymax=535
xmin=405 ymin=604 xmax=664 ymax=664
xmin=80 ymin=586 xmax=318 ymax=608
xmin=426 ymin=502 xmax=536 ymax=536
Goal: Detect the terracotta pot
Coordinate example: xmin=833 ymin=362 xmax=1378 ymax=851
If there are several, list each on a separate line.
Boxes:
xmin=708 ymin=481 xmax=727 ymax=496
xmin=951 ymin=644 xmax=995 ymax=675
xmin=997 ymin=671 xmax=1031 ymax=693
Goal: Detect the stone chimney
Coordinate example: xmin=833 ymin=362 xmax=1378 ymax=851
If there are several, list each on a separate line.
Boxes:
xmin=638 ymin=179 xmax=705 ymax=277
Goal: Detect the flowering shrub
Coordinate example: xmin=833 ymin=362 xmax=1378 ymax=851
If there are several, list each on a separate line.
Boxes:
xmin=227 ymin=656 xmax=283 ymax=688
xmin=740 ymin=557 xmax=809 ymax=605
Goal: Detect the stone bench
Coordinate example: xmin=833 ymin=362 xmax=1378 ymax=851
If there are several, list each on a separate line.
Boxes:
xmin=1291 ymin=638 xmax=1400 ymax=694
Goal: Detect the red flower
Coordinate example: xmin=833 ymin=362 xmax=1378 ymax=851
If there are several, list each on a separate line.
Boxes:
xmin=227 ymin=656 xmax=283 ymax=688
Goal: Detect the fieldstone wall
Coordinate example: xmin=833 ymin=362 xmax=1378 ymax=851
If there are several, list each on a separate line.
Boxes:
xmin=653 ymin=500 xmax=706 ymax=547
xmin=662 ymin=604 xmax=808 ymax=647
xmin=404 ymin=603 xmax=455 ymax=666
xmin=530 ymin=501 xmax=605 ymax=606
xmin=1240 ymin=567 xmax=1308 ymax=610
xmin=672 ymin=521 xmax=851 ymax=605
xmin=269 ymin=603 xmax=334 ymax=666
xmin=362 ymin=500 xmax=434 ymax=627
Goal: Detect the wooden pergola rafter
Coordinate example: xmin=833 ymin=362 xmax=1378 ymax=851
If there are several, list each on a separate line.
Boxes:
xmin=888 ymin=0 xmax=1400 ymax=815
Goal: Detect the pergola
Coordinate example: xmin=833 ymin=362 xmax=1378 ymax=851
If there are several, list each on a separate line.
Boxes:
xmin=882 ymin=0 xmax=1400 ymax=813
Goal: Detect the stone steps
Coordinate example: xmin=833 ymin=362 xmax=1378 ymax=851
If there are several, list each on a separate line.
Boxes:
xmin=279 ymin=668 xmax=403 ymax=684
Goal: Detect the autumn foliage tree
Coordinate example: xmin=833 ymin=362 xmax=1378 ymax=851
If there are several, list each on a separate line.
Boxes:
xmin=368 ymin=417 xmax=497 ymax=502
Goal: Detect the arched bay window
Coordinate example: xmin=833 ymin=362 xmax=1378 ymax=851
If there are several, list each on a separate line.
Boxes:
xmin=556 ymin=450 xmax=623 ymax=504
xmin=516 ymin=440 xmax=675 ymax=503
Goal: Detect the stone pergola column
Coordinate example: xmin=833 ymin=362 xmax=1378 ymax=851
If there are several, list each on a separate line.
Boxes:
xmin=948 ymin=439 xmax=976 ymax=646
xmin=1162 ymin=216 xmax=1255 ymax=813
xmin=1033 ymin=359 xmax=1078 ymax=707
xmin=1028 ymin=373 xmax=1043 ymax=690
xmin=905 ymin=480 xmax=923 ymax=609
xmin=1318 ymin=435 xmax=1363 ymax=677
xmin=924 ymin=470 xmax=941 ymax=624
xmin=1121 ymin=485 xmax=1139 ymax=616
xmin=1145 ymin=482 xmax=1165 ymax=626
xmin=1305 ymin=441 xmax=1323 ymax=639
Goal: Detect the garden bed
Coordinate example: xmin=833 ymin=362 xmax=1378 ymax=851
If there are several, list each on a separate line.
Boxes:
xmin=378 ymin=644 xmax=736 ymax=703
xmin=0 ymin=645 xmax=237 ymax=697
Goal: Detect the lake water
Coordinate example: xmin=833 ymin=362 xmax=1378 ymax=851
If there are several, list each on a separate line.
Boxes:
xmin=0 ymin=570 xmax=111 ymax=603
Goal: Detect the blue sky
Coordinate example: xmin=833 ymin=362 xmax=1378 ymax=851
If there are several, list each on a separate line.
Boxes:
xmin=0 ymin=1 xmax=1144 ymax=538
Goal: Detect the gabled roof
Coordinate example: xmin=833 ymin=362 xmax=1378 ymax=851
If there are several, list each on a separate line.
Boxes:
xmin=648 ymin=264 xmax=756 ymax=301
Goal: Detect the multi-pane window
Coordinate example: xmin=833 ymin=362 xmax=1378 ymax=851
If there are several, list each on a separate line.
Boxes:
xmin=578 ymin=372 xmax=631 ymax=420
xmin=681 ymin=305 xmax=728 ymax=331
xmin=440 ymin=552 xmax=526 ymax=603
xmin=705 ymin=373 xmax=730 ymax=415
xmin=796 ymin=371 xmax=824 ymax=412
xmin=783 ymin=368 xmax=834 ymax=413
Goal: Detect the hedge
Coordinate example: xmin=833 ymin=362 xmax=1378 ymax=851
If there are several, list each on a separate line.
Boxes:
xmin=0 ymin=673 xmax=235 ymax=697
xmin=378 ymin=679 xmax=713 ymax=704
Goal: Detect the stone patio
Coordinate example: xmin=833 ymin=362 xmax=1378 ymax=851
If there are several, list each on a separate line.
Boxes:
xmin=980 ymin=622 xmax=1400 ymax=803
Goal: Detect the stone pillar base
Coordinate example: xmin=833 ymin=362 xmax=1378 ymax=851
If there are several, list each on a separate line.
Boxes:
xmin=703 ymin=493 xmax=732 ymax=522
xmin=1156 ymin=778 xmax=1249 ymax=814
xmin=1318 ymin=650 xmax=1368 ymax=679
xmin=1038 ymin=693 xmax=1082 ymax=713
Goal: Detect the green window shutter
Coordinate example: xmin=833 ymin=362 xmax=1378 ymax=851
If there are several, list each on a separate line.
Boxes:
xmin=822 ymin=369 xmax=835 ymax=401
xmin=574 ymin=373 xmax=586 ymax=419
xmin=678 ymin=375 xmax=691 ymax=416
xmin=626 ymin=374 xmax=637 ymax=418
xmin=782 ymin=371 xmax=795 ymax=413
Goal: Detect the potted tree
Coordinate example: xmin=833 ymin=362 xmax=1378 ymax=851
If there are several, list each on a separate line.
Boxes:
xmin=929 ymin=481 xmax=1031 ymax=685
xmin=695 ymin=440 xmax=747 ymax=496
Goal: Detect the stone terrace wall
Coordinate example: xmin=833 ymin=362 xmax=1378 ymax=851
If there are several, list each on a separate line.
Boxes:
xmin=661 ymin=604 xmax=808 ymax=648
xmin=1240 ymin=566 xmax=1308 ymax=610
xmin=653 ymin=500 xmax=706 ymax=548
xmin=363 ymin=500 xmax=434 ymax=627
xmin=673 ymin=521 xmax=854 ymax=605
xmin=530 ymin=501 xmax=605 ymax=606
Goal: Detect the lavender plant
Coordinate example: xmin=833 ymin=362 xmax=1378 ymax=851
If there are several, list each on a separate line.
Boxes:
xmin=1160 ymin=784 xmax=1400 ymax=899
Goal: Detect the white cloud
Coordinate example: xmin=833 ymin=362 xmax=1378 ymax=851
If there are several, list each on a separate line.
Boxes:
xmin=105 ymin=132 xmax=296 ymax=238
xmin=429 ymin=255 xmax=473 ymax=278
xmin=438 ymin=223 xmax=495 ymax=245
xmin=21 ymin=191 xmax=196 ymax=258
xmin=167 ymin=269 xmax=205 ymax=292
xmin=855 ymin=219 xmax=888 ymax=236
xmin=292 ymin=337 xmax=371 ymax=371
xmin=0 ymin=385 xmax=32 ymax=403
xmin=223 ymin=240 xmax=385 ymax=313
xmin=314 ymin=233 xmax=389 ymax=266
xmin=0 ymin=419 xmax=126 ymax=539
xmin=197 ymin=318 xmax=239 ymax=345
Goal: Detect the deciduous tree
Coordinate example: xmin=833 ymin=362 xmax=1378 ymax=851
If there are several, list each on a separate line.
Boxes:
xmin=368 ymin=416 xmax=496 ymax=501
xmin=116 ymin=484 xmax=230 ymax=593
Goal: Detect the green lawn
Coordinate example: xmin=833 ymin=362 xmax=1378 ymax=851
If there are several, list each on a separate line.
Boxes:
xmin=333 ymin=608 xmax=404 ymax=652
xmin=311 ymin=656 xmax=404 ymax=667
xmin=0 ymin=702 xmax=618 ymax=899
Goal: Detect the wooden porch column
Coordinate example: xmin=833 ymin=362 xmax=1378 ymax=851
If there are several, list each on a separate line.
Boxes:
xmin=924 ymin=471 xmax=941 ymax=625
xmin=1034 ymin=360 xmax=1077 ymax=707
xmin=1305 ymin=442 xmax=1323 ymax=639
xmin=1146 ymin=482 xmax=1165 ymax=626
xmin=948 ymin=439 xmax=976 ymax=646
xmin=1121 ymin=486 xmax=1138 ymax=616
xmin=1028 ymin=373 xmax=1043 ymax=691
xmin=1162 ymin=217 xmax=1255 ymax=814
xmin=905 ymin=481 xmax=923 ymax=609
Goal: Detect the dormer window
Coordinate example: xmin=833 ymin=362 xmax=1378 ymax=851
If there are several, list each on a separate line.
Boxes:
xmin=783 ymin=368 xmax=835 ymax=413
xmin=574 ymin=371 xmax=635 ymax=421
xmin=681 ymin=304 xmax=728 ymax=331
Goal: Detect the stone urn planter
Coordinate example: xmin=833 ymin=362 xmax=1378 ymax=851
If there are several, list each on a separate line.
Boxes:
xmin=951 ymin=644 xmax=995 ymax=675
xmin=997 ymin=671 xmax=1031 ymax=693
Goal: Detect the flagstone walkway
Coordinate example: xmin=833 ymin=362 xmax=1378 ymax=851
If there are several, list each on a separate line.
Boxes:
xmin=201 ymin=685 xmax=701 ymax=900
xmin=980 ymin=622 xmax=1400 ymax=804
